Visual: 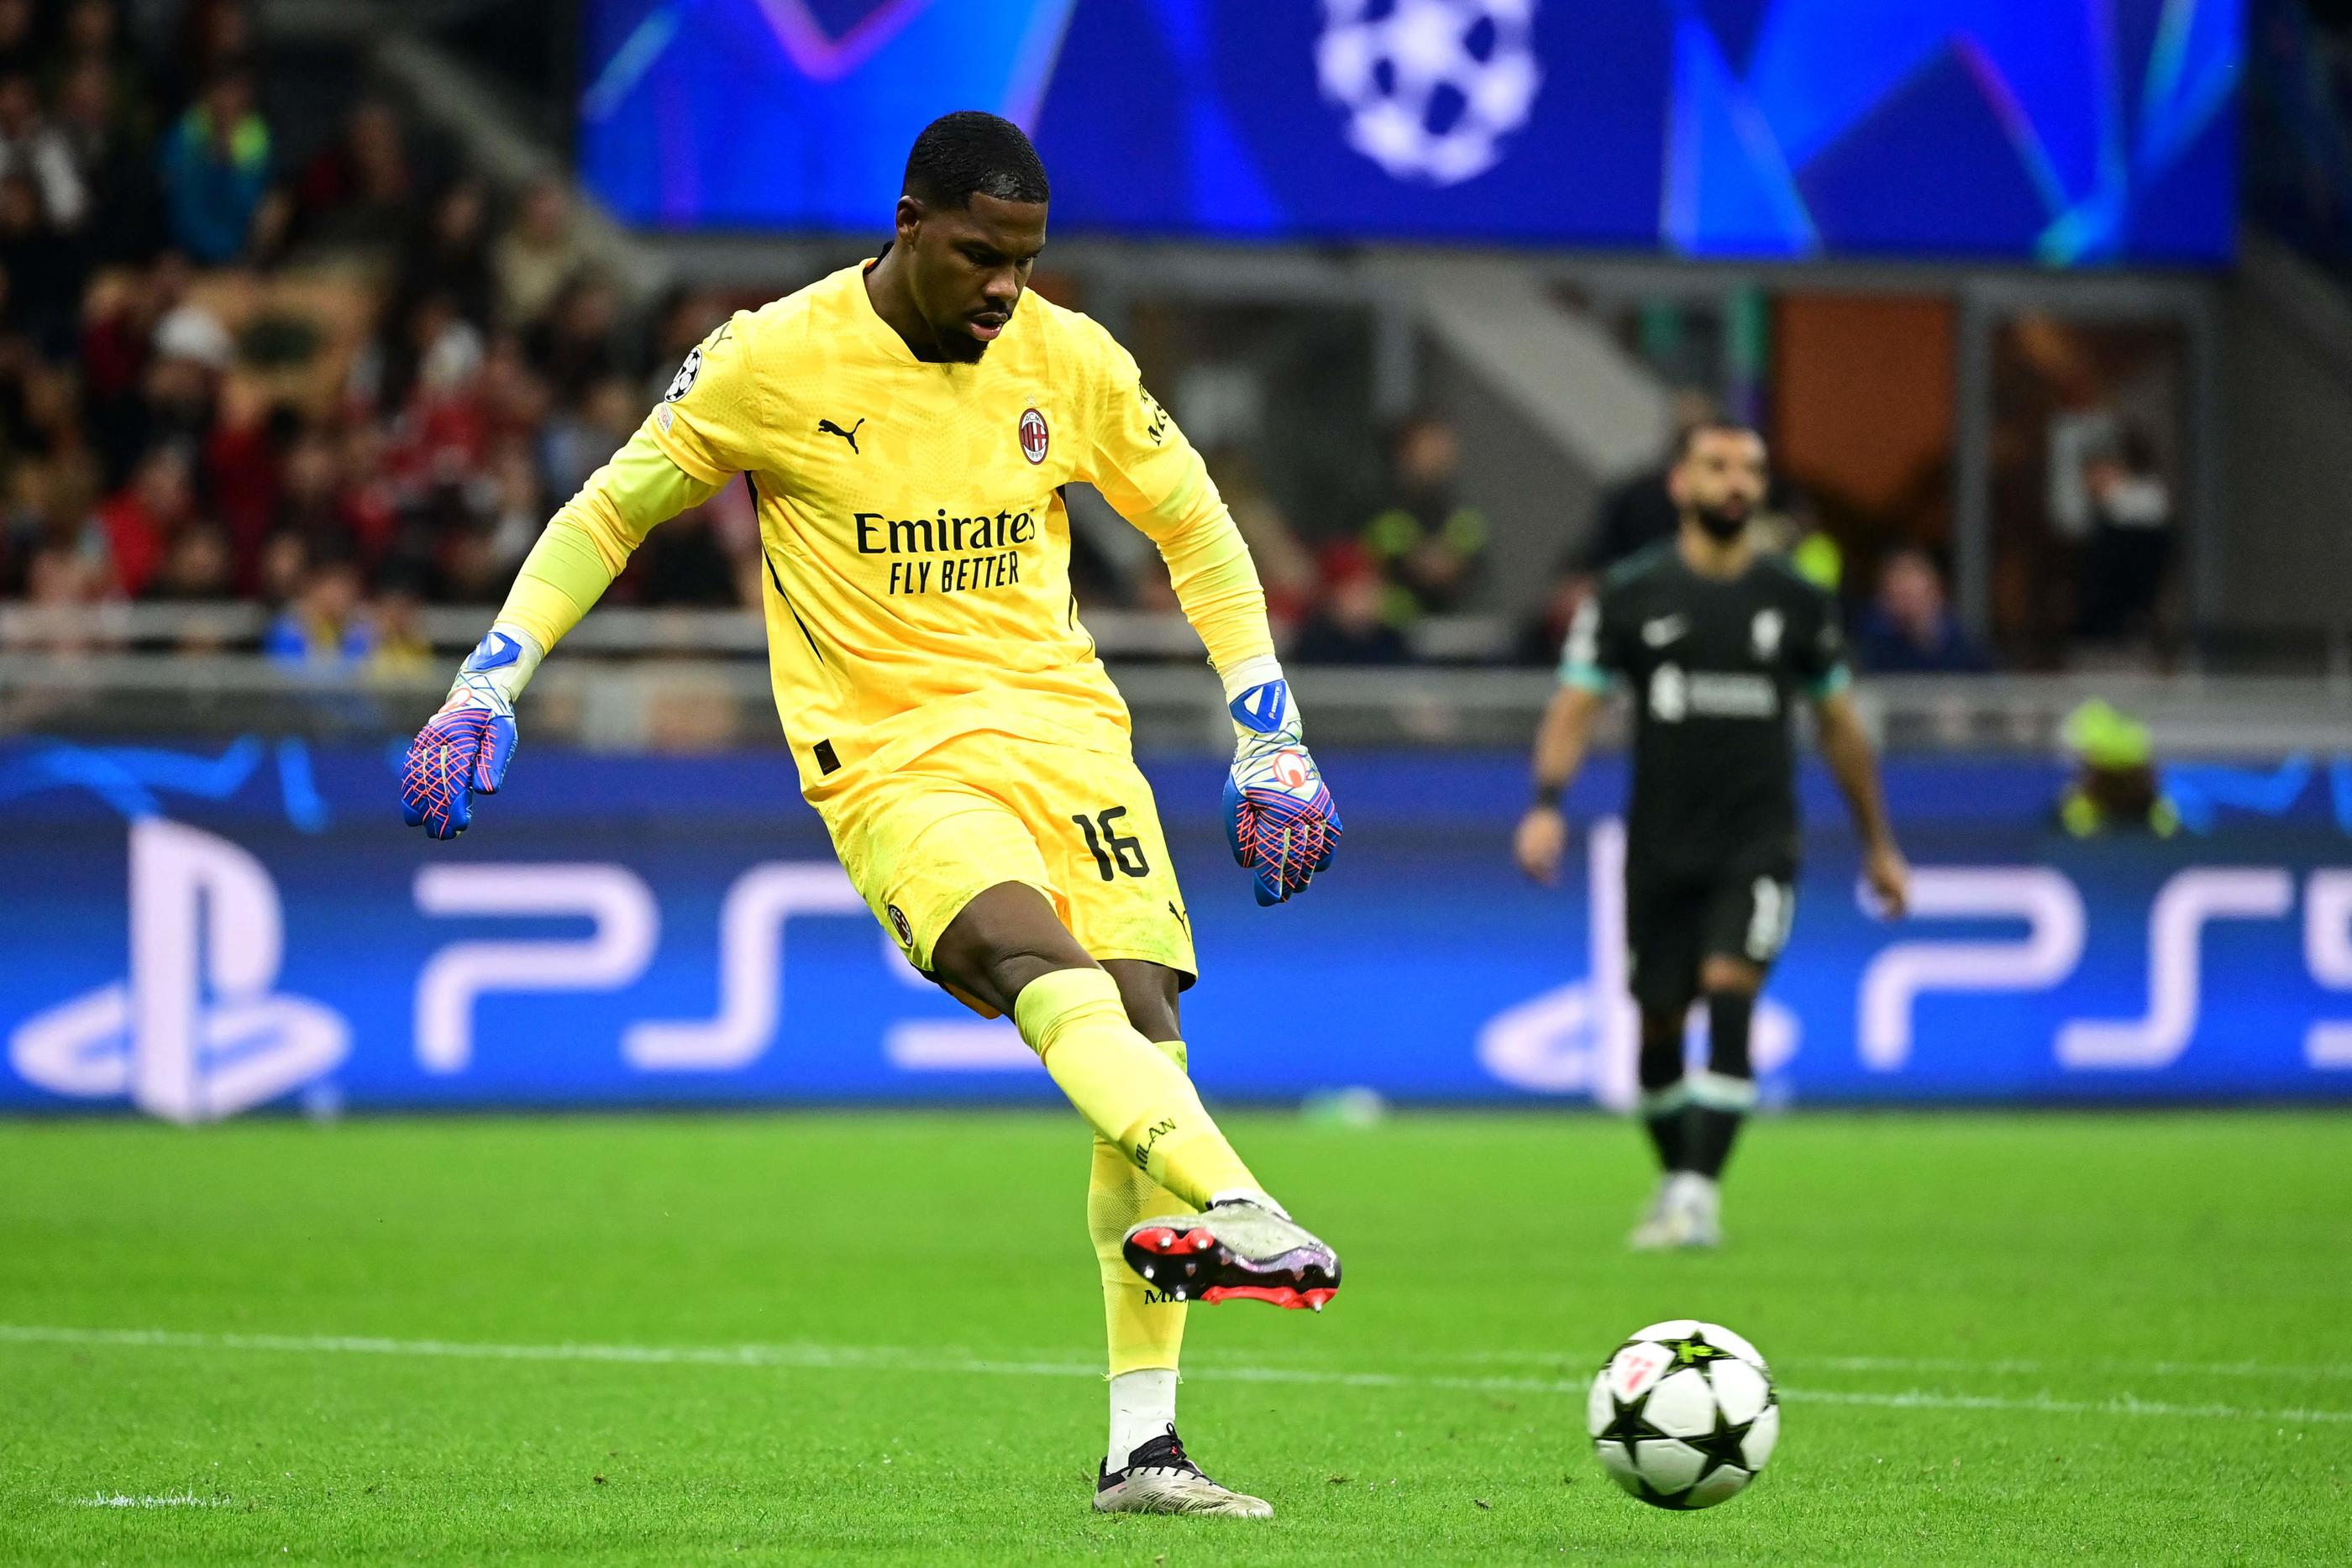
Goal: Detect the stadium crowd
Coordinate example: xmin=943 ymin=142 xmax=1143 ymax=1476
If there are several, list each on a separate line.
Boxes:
xmin=0 ymin=0 xmax=770 ymax=669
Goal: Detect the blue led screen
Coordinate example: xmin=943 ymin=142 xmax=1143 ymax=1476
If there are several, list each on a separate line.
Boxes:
xmin=577 ymin=0 xmax=2243 ymax=265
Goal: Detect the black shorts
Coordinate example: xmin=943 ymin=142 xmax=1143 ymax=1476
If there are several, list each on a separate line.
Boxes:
xmin=1624 ymin=856 xmax=1798 ymax=1016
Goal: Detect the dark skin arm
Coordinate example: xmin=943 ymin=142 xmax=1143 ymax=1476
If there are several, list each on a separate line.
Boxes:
xmin=1815 ymin=690 xmax=1910 ymax=917
xmin=1513 ymin=684 xmax=1606 ymax=884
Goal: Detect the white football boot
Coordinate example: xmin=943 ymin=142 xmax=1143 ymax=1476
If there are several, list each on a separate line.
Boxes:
xmin=1094 ymin=1428 xmax=1273 ymax=1518
xmin=1672 ymin=1172 xmax=1724 ymax=1249
xmin=1628 ymin=1176 xmax=1682 ymax=1251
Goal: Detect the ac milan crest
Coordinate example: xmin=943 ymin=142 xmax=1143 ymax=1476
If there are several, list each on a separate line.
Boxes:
xmin=1019 ymin=406 xmax=1048 ymax=464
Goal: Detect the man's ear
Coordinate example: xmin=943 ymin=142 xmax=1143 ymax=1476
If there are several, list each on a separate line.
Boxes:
xmin=893 ymin=194 xmax=923 ymax=244
xmin=1665 ymin=464 xmax=1689 ymax=508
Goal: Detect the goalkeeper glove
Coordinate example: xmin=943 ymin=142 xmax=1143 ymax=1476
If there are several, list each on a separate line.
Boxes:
xmin=1221 ymin=657 xmax=1341 ymax=906
xmin=399 ymin=626 xmax=540 ymax=840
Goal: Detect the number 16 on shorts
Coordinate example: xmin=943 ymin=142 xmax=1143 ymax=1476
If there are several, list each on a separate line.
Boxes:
xmin=1073 ymin=806 xmax=1151 ymax=881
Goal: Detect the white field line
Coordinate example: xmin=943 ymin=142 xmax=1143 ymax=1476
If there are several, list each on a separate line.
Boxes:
xmin=1381 ymin=1347 xmax=2352 ymax=1381
xmin=4 ymin=1324 xmax=2349 ymax=1428
xmin=72 ymin=1492 xmax=228 ymax=1508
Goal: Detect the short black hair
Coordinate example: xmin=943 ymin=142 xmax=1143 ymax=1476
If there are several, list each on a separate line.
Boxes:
xmin=903 ymin=111 xmax=1050 ymax=209
xmin=1671 ymin=418 xmax=1764 ymax=464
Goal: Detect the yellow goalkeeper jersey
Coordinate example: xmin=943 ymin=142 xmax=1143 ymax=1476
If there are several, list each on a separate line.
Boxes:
xmin=634 ymin=261 xmax=1267 ymax=792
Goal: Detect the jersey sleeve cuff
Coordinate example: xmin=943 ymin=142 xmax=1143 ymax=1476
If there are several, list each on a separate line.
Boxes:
xmin=1808 ymin=666 xmax=1854 ymax=700
xmin=1560 ymin=663 xmax=1612 ymax=694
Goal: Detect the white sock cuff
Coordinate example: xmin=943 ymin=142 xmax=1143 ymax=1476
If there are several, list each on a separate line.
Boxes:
xmin=1687 ymin=1070 xmax=1759 ymax=1111
xmin=1108 ymin=1367 xmax=1180 ymax=1469
xmin=1217 ymin=654 xmax=1285 ymax=704
xmin=1637 ymin=1083 xmax=1689 ymax=1118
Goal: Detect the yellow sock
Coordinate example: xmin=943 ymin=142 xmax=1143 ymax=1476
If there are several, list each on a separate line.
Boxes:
xmin=1089 ymin=1036 xmax=1192 ymax=1377
xmin=1014 ymin=967 xmax=1256 ymax=1210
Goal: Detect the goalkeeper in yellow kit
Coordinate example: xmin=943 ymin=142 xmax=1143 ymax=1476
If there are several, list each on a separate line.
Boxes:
xmin=397 ymin=113 xmax=1342 ymax=1518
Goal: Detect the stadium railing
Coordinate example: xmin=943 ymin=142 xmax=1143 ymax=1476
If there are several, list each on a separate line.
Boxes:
xmin=4 ymin=642 xmax=2347 ymax=759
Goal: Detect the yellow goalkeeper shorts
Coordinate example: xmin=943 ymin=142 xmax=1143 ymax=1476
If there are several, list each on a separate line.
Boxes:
xmin=810 ymin=729 xmax=1198 ymax=989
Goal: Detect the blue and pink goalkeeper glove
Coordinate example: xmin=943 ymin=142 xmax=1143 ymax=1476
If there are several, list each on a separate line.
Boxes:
xmin=1222 ymin=660 xmax=1341 ymax=905
xmin=399 ymin=627 xmax=540 ymax=840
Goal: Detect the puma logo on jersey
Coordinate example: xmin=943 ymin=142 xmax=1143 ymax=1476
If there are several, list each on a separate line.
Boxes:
xmin=817 ymin=417 xmax=864 ymax=454
xmin=1642 ymin=615 xmax=1688 ymax=648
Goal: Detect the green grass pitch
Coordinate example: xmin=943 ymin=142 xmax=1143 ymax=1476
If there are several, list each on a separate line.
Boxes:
xmin=2 ymin=1110 xmax=2347 ymax=1564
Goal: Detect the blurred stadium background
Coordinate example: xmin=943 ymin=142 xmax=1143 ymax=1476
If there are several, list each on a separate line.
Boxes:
xmin=5 ymin=0 xmax=2348 ymax=1118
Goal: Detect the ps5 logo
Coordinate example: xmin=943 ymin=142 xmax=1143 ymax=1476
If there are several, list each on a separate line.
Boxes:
xmin=9 ymin=819 xmax=349 ymax=1123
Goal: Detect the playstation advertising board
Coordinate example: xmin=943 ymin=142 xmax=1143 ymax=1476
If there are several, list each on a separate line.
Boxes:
xmin=3 ymin=742 xmax=2346 ymax=1122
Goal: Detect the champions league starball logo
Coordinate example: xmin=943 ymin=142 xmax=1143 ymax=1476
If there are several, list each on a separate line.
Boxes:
xmin=1315 ymin=0 xmax=1541 ymax=187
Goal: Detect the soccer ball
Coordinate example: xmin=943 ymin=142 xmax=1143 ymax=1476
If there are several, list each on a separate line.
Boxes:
xmin=1315 ymin=0 xmax=1542 ymax=187
xmin=1588 ymin=1319 xmax=1779 ymax=1509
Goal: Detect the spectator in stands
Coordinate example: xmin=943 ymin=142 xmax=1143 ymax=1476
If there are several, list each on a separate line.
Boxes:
xmin=407 ymin=290 xmax=487 ymax=401
xmin=495 ymin=177 xmax=589 ymax=328
xmin=1294 ymin=563 xmax=1410 ymax=665
xmin=168 ymin=0 xmax=254 ymax=114
xmin=1 ymin=363 xmax=75 ymax=491
xmin=2056 ymin=700 xmax=2181 ymax=838
xmin=97 ymin=442 xmax=197 ymax=597
xmin=1853 ymin=548 xmax=1991 ymax=674
xmin=256 ymin=527 xmax=306 ymax=607
xmin=1206 ymin=445 xmax=1315 ymax=634
xmin=2 ymin=458 xmax=63 ymax=594
xmin=289 ymin=98 xmax=413 ymax=271
xmin=640 ymin=284 xmax=724 ymax=405
xmin=2075 ymin=425 xmax=2175 ymax=643
xmin=370 ymin=568 xmax=432 ymax=675
xmin=55 ymin=3 xmax=145 ymax=126
xmin=428 ymin=504 xmax=505 ymax=606
xmin=480 ymin=436 xmax=544 ymax=571
xmin=525 ymin=268 xmax=623 ymax=392
xmin=268 ymin=424 xmax=349 ymax=574
xmin=144 ymin=290 xmax=234 ymax=452
xmin=0 ymin=0 xmax=35 ymax=86
xmin=80 ymin=259 xmax=171 ymax=482
xmin=366 ymin=293 xmax=488 ymax=499
xmin=477 ymin=333 xmax=554 ymax=450
xmin=0 ymin=170 xmax=81 ymax=357
xmin=12 ymin=543 xmax=107 ymax=652
xmin=397 ymin=179 xmax=497 ymax=333
xmin=264 ymin=553 xmax=374 ymax=667
xmin=541 ymin=374 xmax=635 ymax=501
xmin=0 ymin=71 xmax=86 ymax=231
xmin=150 ymin=522 xmax=231 ymax=600
xmin=159 ymin=64 xmax=270 ymax=264
xmin=1752 ymin=489 xmax=1842 ymax=592
xmin=57 ymin=55 xmax=162 ymax=264
xmin=1359 ymin=412 xmax=1486 ymax=627
xmin=202 ymin=389 xmax=292 ymax=579
xmin=332 ymin=420 xmax=397 ymax=567
xmin=4 ymin=451 xmax=97 ymax=590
